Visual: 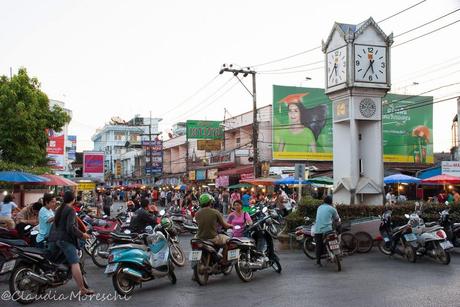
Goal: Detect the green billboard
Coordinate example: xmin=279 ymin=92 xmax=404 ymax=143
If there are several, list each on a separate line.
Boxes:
xmin=272 ymin=85 xmax=433 ymax=163
xmin=186 ymin=120 xmax=223 ymax=140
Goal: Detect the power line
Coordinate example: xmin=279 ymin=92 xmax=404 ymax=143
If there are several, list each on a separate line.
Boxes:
xmin=259 ymin=66 xmax=324 ymax=75
xmin=394 ymin=18 xmax=460 ymax=47
xmin=394 ymin=8 xmax=460 ymax=38
xmin=378 ymin=0 xmax=427 ymax=23
xmin=257 ymin=60 xmax=324 ymax=73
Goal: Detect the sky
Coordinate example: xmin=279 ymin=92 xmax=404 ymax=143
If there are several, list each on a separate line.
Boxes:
xmin=1 ymin=0 xmax=459 ymax=152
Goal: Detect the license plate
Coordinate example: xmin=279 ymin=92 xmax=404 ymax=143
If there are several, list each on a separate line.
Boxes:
xmin=0 ymin=259 xmax=16 ymax=274
xmin=104 ymin=263 xmax=119 ymax=274
xmin=329 ymin=243 xmax=340 ymax=250
xmin=296 ymin=235 xmax=304 ymax=241
xmin=404 ymin=233 xmax=417 ymax=242
xmin=227 ymin=249 xmax=240 ymax=261
xmin=189 ymin=250 xmax=202 ymax=261
xmin=440 ymin=241 xmax=454 ymax=250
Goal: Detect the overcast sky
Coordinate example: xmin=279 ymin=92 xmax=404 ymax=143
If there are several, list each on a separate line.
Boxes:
xmin=1 ymin=0 xmax=459 ymax=152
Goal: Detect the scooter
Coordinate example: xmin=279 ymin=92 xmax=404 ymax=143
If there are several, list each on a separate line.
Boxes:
xmin=406 ymin=206 xmax=452 ymax=264
xmin=105 ymin=225 xmax=176 ymax=296
xmin=232 ymin=208 xmax=282 ymax=282
xmin=439 ymin=203 xmax=460 ymax=247
xmin=378 ymin=210 xmax=418 ymax=263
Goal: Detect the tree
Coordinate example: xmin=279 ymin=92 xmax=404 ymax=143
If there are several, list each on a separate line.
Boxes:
xmin=0 ymin=68 xmax=70 ymax=167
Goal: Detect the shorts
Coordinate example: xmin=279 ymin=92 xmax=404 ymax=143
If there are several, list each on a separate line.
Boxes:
xmin=210 ymin=234 xmax=229 ymax=246
xmin=56 ymin=240 xmax=80 ymax=264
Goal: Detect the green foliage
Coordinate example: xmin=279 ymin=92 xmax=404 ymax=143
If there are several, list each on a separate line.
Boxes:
xmin=0 ymin=68 xmax=70 ymax=167
xmin=285 ymin=198 xmax=460 ymax=232
xmin=0 ymin=160 xmax=50 ymax=175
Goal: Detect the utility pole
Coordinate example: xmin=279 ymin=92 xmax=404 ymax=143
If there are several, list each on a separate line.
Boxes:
xmin=219 ymin=65 xmax=260 ymax=178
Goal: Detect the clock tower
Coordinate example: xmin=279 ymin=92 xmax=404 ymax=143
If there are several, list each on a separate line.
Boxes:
xmin=322 ymin=17 xmax=393 ymax=205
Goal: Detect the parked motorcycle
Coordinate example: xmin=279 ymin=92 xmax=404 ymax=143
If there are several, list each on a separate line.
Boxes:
xmin=105 ymin=225 xmax=176 ymax=296
xmin=406 ymin=205 xmax=452 ymax=264
xmin=157 ymin=214 xmax=186 ymax=267
xmin=8 ymin=244 xmax=87 ymax=304
xmin=439 ymin=204 xmax=460 ymax=247
xmin=378 ymin=210 xmax=418 ymax=263
xmin=0 ymin=224 xmax=36 ymax=247
xmin=232 ymin=208 xmax=282 ymax=282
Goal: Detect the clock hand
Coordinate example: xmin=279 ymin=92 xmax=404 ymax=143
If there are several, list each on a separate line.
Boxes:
xmin=370 ymin=60 xmax=375 ymax=74
xmin=329 ymin=64 xmax=337 ymax=80
xmin=362 ymin=63 xmax=372 ymax=78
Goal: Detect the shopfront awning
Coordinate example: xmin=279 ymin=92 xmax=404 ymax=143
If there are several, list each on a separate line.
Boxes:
xmin=218 ymin=165 xmax=254 ymax=176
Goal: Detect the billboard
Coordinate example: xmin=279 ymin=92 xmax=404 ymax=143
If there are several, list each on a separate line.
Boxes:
xmin=186 ymin=120 xmax=223 ymax=140
xmin=83 ymin=151 xmax=105 ymax=180
xmin=46 ymin=129 xmax=65 ymax=170
xmin=142 ymin=139 xmax=163 ymax=175
xmin=67 ymin=135 xmax=77 ymax=161
xmin=272 ymin=85 xmax=433 ymax=163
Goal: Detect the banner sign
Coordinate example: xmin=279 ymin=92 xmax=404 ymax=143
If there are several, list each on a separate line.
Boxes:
xmin=188 ymin=171 xmax=196 ymax=181
xmin=197 ymin=140 xmax=222 ymax=151
xmin=83 ymin=152 xmax=105 ymax=180
xmin=442 ymin=161 xmax=460 ymax=177
xmin=196 ymin=170 xmax=206 ymax=181
xmin=47 ymin=129 xmax=65 ymax=170
xmin=142 ymin=140 xmax=163 ymax=175
xmin=77 ymin=182 xmax=96 ymax=191
xmin=67 ymin=135 xmax=77 ymax=161
xmin=272 ymin=85 xmax=433 ymax=163
xmin=186 ymin=120 xmax=223 ymax=140
xmin=216 ymin=176 xmax=229 ymax=188
xmin=207 ymin=169 xmax=218 ymax=180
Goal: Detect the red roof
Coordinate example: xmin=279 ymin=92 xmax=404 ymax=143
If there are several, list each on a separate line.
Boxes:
xmin=421 ymin=174 xmax=460 ymax=184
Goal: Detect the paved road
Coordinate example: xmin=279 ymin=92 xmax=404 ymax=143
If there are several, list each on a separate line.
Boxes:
xmin=2 ymin=203 xmax=460 ymax=306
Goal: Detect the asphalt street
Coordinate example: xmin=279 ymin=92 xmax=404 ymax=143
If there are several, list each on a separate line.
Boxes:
xmin=1 ymin=203 xmax=460 ymax=307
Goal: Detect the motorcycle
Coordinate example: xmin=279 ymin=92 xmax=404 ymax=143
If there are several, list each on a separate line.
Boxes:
xmin=378 ymin=210 xmax=418 ymax=263
xmin=232 ymin=207 xmax=282 ymax=282
xmin=406 ymin=205 xmax=452 ymax=265
xmin=439 ymin=203 xmax=460 ymax=247
xmin=0 ymin=224 xmax=36 ymax=247
xmin=157 ymin=214 xmax=186 ymax=267
xmin=105 ymin=225 xmax=176 ymax=296
xmin=189 ymin=236 xmax=237 ymax=286
xmin=7 ymin=244 xmax=87 ymax=304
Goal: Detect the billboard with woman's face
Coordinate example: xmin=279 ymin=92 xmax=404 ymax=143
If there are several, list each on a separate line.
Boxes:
xmin=272 ymin=85 xmax=433 ymax=163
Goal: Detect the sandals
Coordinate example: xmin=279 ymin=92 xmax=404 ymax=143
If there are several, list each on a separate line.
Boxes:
xmin=79 ymin=288 xmax=95 ymax=296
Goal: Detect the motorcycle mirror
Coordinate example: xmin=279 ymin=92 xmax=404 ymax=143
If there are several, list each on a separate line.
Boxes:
xmin=445 ymin=201 xmax=449 ymax=206
xmin=159 ymin=209 xmax=166 ymax=216
xmin=404 ymin=214 xmax=410 ymax=219
xmin=304 ymin=217 xmax=310 ymax=221
xmin=145 ymin=226 xmax=154 ymax=234
xmin=234 ymin=225 xmax=241 ymax=230
xmin=102 ymin=215 xmax=108 ymax=219
xmin=262 ymin=207 xmax=268 ymax=213
xmin=24 ymin=225 xmax=32 ymax=231
xmin=124 ymin=229 xmax=131 ymax=234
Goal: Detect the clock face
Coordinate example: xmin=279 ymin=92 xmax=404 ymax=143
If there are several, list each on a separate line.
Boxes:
xmin=327 ymin=46 xmax=347 ymax=87
xmin=359 ymin=98 xmax=377 ymax=118
xmin=354 ymin=45 xmax=387 ymax=83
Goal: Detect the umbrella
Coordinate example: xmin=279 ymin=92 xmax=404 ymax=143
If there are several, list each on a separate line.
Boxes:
xmin=39 ymin=174 xmax=77 ymax=186
xmin=240 ymin=177 xmax=278 ymax=186
xmin=308 ymin=176 xmax=333 ymax=185
xmin=421 ymin=174 xmax=460 ymax=185
xmin=275 ymin=176 xmax=310 ymax=185
xmin=228 ymin=183 xmax=253 ymax=189
xmin=0 ymin=171 xmax=50 ymax=183
xmin=384 ymin=174 xmax=420 ymax=184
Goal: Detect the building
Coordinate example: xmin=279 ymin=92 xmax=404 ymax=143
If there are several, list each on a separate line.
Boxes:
xmin=91 ymin=115 xmax=162 ymax=185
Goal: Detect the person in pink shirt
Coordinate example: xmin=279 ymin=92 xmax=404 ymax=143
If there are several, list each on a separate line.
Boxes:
xmin=227 ymin=200 xmax=252 ymax=237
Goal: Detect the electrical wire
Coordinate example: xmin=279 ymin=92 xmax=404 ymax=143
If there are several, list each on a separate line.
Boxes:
xmin=394 ymin=18 xmax=460 ymax=47
xmin=378 ymin=0 xmax=427 ymax=23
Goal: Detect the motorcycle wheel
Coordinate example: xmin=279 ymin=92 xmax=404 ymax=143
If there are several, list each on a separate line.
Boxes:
xmin=9 ymin=264 xmax=39 ymax=304
xmin=355 ymin=231 xmax=374 ymax=253
xmin=378 ymin=240 xmax=392 ymax=255
xmin=112 ymin=266 xmax=136 ymax=296
xmin=340 ymin=232 xmax=358 ymax=255
xmin=303 ymin=237 xmax=317 ymax=260
xmin=170 ymin=243 xmax=186 ymax=267
xmin=271 ymin=258 xmax=282 ymax=273
xmin=435 ymin=242 xmax=450 ymax=265
xmin=404 ymin=245 xmax=417 ymax=263
xmin=91 ymin=241 xmax=110 ymax=268
xmin=193 ymin=254 xmax=210 ymax=286
xmin=235 ymin=252 xmax=253 ymax=282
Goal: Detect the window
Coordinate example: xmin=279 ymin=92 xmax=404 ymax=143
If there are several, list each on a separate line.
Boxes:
xmin=130 ymin=134 xmax=140 ymax=142
xmin=114 ymin=132 xmax=125 ymax=141
xmin=236 ymin=137 xmax=241 ymax=145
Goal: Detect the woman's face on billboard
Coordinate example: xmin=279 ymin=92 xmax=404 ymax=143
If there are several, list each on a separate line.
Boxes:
xmin=288 ymin=104 xmax=301 ymax=124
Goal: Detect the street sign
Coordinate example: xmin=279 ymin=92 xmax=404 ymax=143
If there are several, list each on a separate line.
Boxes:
xmin=186 ymin=120 xmax=223 ymax=140
xmin=294 ymin=164 xmax=306 ymax=180
xmin=197 ymin=139 xmax=222 ymax=151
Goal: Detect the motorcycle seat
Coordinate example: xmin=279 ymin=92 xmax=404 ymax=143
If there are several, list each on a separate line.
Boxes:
xmin=191 ymin=238 xmax=216 ymax=247
xmin=424 ymin=225 xmax=443 ymax=232
xmin=16 ymin=246 xmax=47 ymax=255
xmin=424 ymin=222 xmax=438 ymax=227
xmin=109 ymin=243 xmax=148 ymax=252
xmin=453 ymin=223 xmax=460 ymax=228
xmin=111 ymin=232 xmax=139 ymax=239
xmin=392 ymin=225 xmax=407 ymax=233
xmin=0 ymin=238 xmax=28 ymax=247
xmin=229 ymin=237 xmax=255 ymax=245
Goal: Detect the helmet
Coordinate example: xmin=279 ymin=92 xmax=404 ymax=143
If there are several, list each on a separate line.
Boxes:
xmin=199 ymin=193 xmax=214 ymax=207
xmin=161 ymin=217 xmax=172 ymax=230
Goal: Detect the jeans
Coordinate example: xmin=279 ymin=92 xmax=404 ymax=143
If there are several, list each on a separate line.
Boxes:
xmin=315 ymin=233 xmax=324 ymax=264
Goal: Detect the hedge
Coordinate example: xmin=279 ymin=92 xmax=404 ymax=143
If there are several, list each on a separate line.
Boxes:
xmin=285 ymin=196 xmax=460 ymax=232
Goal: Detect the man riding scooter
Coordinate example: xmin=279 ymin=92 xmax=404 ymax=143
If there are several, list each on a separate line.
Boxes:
xmin=195 ymin=193 xmax=234 ymax=264
xmin=315 ymin=196 xmax=340 ymax=267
